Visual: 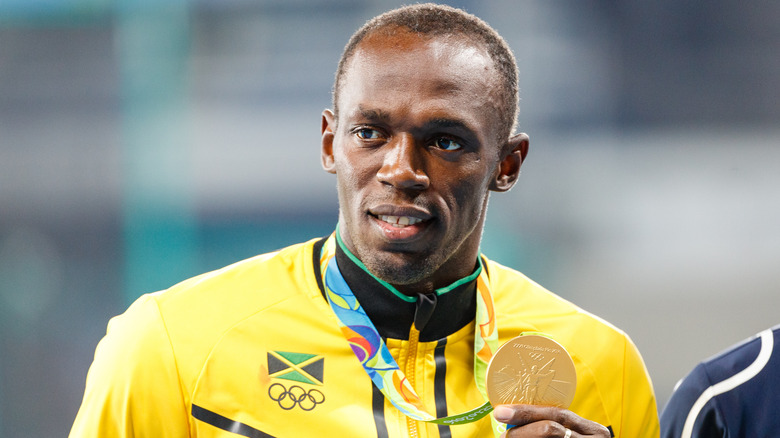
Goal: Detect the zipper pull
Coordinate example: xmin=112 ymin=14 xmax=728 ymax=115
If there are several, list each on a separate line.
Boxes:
xmin=413 ymin=293 xmax=437 ymax=333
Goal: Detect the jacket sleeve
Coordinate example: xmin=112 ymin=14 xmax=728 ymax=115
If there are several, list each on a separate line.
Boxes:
xmin=659 ymin=363 xmax=726 ymax=438
xmin=618 ymin=335 xmax=660 ymax=438
xmin=69 ymin=294 xmax=190 ymax=438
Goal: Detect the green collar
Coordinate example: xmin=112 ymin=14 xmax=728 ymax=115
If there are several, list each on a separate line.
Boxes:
xmin=335 ymin=227 xmax=483 ymax=303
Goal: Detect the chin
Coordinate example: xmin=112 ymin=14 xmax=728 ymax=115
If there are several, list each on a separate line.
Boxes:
xmin=364 ymin=252 xmax=439 ymax=286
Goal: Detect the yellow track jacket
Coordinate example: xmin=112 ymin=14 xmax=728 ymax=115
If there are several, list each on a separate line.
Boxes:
xmin=70 ymin=237 xmax=659 ymax=437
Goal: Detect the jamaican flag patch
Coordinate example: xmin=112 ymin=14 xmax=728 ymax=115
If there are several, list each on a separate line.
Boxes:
xmin=267 ymin=351 xmax=324 ymax=386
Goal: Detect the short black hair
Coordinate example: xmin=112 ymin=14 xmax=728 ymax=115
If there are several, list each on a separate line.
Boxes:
xmin=333 ymin=3 xmax=519 ymax=142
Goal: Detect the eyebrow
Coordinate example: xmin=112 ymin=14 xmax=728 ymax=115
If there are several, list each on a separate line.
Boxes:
xmin=357 ymin=106 xmax=392 ymax=123
xmin=426 ymin=118 xmax=470 ymax=131
xmin=358 ymin=107 xmax=469 ymax=128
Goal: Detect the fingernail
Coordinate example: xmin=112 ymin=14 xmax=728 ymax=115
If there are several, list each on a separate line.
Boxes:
xmin=493 ymin=405 xmax=513 ymax=421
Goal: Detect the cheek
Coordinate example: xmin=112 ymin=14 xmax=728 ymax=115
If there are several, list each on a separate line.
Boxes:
xmin=334 ymin=152 xmax=375 ymax=209
xmin=443 ymin=176 xmax=489 ymax=219
xmin=336 ymin=143 xmax=384 ymax=184
xmin=335 ymin=158 xmax=367 ymax=193
xmin=446 ymin=162 xmax=491 ymax=197
xmin=449 ymin=166 xmax=494 ymax=217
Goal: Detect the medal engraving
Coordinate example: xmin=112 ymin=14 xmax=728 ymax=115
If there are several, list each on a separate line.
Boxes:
xmin=486 ymin=334 xmax=577 ymax=408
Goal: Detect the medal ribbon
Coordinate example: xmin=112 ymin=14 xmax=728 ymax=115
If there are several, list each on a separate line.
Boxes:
xmin=319 ymin=232 xmax=499 ymax=425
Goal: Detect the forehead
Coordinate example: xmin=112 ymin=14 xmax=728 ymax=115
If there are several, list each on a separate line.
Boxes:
xmin=337 ymin=30 xmax=502 ymax=129
xmin=344 ymin=30 xmax=496 ymax=88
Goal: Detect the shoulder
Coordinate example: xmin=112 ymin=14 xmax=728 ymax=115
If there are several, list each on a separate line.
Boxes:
xmin=484 ymin=257 xmax=643 ymax=381
xmin=154 ymin=237 xmax=321 ymax=328
xmin=671 ymin=325 xmax=779 ymax=400
xmin=661 ymin=325 xmax=780 ymax=436
xmin=97 ymin=237 xmax=319 ymax=342
xmin=672 ymin=324 xmax=780 ymax=400
xmin=698 ymin=324 xmax=780 ymax=380
xmin=109 ymin=238 xmax=324 ymax=373
xmin=484 ymin=257 xmax=658 ymax=435
xmin=159 ymin=238 xmax=320 ymax=301
xmin=151 ymin=238 xmax=322 ymax=321
xmin=74 ymin=239 xmax=325 ymax=412
xmin=484 ymin=257 xmax=627 ymax=345
xmin=71 ymin=292 xmax=191 ymax=436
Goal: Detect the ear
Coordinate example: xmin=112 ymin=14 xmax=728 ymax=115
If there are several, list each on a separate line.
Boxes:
xmin=489 ymin=132 xmax=529 ymax=192
xmin=321 ymin=109 xmax=337 ymax=174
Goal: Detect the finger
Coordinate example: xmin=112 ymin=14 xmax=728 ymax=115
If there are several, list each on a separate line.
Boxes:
xmin=502 ymin=421 xmax=571 ymax=437
xmin=494 ymin=405 xmax=611 ymax=436
xmin=493 ymin=404 xmax=570 ymax=426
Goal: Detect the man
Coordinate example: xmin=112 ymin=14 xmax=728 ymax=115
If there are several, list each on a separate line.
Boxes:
xmin=70 ymin=4 xmax=658 ymax=437
xmin=661 ymin=325 xmax=780 ymax=437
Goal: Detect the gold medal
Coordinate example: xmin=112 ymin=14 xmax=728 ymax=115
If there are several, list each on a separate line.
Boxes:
xmin=486 ymin=333 xmax=577 ymax=408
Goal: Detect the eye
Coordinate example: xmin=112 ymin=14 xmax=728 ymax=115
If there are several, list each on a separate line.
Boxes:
xmin=433 ymin=137 xmax=462 ymax=151
xmin=355 ymin=128 xmax=383 ymax=140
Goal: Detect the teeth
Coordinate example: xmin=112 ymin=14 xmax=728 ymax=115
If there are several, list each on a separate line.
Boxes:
xmin=379 ymin=215 xmax=423 ymax=228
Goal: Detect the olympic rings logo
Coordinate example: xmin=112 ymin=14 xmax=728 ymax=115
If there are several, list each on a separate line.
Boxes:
xmin=268 ymin=383 xmax=325 ymax=411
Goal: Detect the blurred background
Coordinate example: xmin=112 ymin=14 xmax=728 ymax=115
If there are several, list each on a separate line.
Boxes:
xmin=1 ymin=0 xmax=779 ymax=435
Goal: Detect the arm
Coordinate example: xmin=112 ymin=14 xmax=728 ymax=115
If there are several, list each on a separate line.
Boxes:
xmin=69 ymin=295 xmax=189 ymax=438
xmin=618 ymin=335 xmax=660 ymax=437
xmin=660 ymin=363 xmax=726 ymax=438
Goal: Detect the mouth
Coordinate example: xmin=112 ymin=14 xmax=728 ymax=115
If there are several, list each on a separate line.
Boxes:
xmin=368 ymin=206 xmax=433 ymax=241
xmin=377 ymin=215 xmax=424 ymax=228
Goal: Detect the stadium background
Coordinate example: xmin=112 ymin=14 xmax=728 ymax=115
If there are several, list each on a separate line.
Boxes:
xmin=1 ymin=1 xmax=779 ymax=435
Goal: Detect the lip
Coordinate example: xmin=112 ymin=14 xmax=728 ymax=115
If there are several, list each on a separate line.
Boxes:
xmin=367 ymin=204 xmax=433 ymax=242
xmin=369 ymin=204 xmax=432 ymax=220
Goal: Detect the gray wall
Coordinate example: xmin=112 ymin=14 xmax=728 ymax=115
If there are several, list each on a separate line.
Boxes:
xmin=1 ymin=1 xmax=779 ymax=435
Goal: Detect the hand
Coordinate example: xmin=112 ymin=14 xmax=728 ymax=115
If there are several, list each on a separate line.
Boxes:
xmin=493 ymin=405 xmax=611 ymax=437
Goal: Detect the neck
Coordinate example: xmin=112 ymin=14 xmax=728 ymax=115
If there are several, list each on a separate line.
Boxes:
xmin=332 ymin=236 xmax=479 ymax=341
xmin=393 ymin=251 xmax=482 ymax=296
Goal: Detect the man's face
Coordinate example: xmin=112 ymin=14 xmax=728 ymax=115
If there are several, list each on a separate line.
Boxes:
xmin=322 ymin=30 xmax=515 ymax=292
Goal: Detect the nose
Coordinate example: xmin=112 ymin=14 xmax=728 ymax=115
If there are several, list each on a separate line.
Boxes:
xmin=376 ymin=134 xmax=430 ymax=190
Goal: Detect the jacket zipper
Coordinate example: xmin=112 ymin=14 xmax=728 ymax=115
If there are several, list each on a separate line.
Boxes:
xmin=406 ymin=293 xmax=437 ymax=438
xmin=405 ymin=324 xmax=421 ymax=438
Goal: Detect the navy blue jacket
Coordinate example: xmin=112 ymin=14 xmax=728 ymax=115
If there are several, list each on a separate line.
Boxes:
xmin=661 ymin=325 xmax=780 ymax=437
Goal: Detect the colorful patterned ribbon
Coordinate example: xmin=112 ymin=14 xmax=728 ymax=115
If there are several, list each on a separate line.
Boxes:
xmin=319 ymin=232 xmax=499 ymax=426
